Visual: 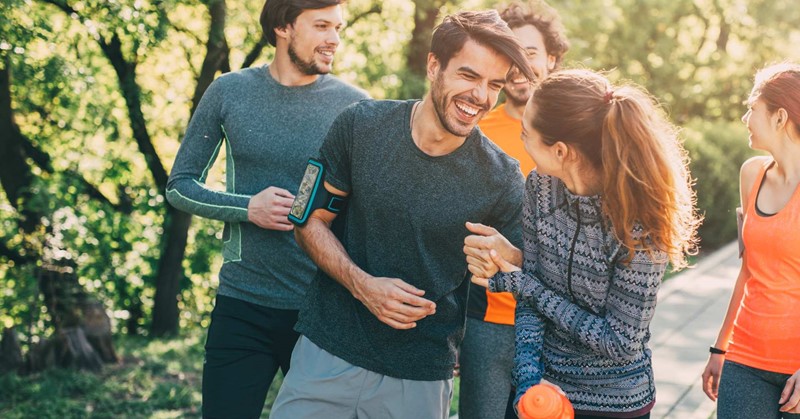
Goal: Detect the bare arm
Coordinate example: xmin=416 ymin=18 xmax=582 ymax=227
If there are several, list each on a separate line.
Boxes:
xmin=294 ymin=182 xmax=436 ymax=329
xmin=701 ymin=156 xmax=764 ymax=400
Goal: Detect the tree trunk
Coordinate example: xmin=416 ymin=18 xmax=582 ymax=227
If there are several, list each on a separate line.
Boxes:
xmin=408 ymin=0 xmax=445 ymax=77
xmin=0 ymin=62 xmax=38 ymax=232
xmin=33 ymin=262 xmax=117 ymax=371
xmin=402 ymin=0 xmax=446 ymax=98
xmin=1 ymin=56 xmax=119 ymax=374
xmin=192 ymin=0 xmax=228 ymax=115
xmin=150 ymin=207 xmax=192 ymax=336
xmin=0 ymin=328 xmax=23 ymax=374
xmin=151 ymin=0 xmax=230 ymax=337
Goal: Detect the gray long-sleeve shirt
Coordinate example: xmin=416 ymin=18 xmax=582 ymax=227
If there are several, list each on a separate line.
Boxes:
xmin=166 ymin=65 xmax=368 ymax=308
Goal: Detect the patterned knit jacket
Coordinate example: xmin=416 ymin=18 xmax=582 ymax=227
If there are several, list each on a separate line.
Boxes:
xmin=490 ymin=171 xmax=666 ymax=415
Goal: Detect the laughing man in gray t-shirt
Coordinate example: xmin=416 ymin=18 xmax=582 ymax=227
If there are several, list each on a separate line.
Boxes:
xmin=270 ymin=10 xmax=534 ymax=419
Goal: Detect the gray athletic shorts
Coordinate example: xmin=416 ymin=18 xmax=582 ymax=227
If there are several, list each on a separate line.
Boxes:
xmin=269 ymin=335 xmax=453 ymax=419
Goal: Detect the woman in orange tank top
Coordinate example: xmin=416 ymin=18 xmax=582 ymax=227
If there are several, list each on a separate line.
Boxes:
xmin=701 ymin=63 xmax=800 ymax=418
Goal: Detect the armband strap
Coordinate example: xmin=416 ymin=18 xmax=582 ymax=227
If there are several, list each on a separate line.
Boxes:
xmin=288 ymin=158 xmax=348 ymax=226
xmin=709 ymin=346 xmax=727 ymax=355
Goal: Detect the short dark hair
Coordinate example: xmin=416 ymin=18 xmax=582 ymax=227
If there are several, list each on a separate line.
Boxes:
xmin=260 ymin=0 xmax=343 ymax=47
xmin=430 ymin=10 xmax=535 ymax=82
xmin=500 ymin=1 xmax=570 ymax=68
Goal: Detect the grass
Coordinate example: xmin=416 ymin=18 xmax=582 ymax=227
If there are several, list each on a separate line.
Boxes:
xmin=0 ymin=332 xmax=460 ymax=418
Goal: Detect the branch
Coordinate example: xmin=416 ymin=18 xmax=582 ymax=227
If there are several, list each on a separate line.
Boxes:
xmin=42 ymin=0 xmax=169 ymax=190
xmin=0 ymin=238 xmax=34 ymax=265
xmin=191 ymin=0 xmax=228 ymax=116
xmin=241 ymin=38 xmax=266 ymax=70
xmin=348 ymin=4 xmax=382 ymax=27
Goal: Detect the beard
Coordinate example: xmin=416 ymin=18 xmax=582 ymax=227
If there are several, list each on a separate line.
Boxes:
xmin=431 ymin=71 xmax=486 ymax=137
xmin=288 ymin=38 xmax=328 ymax=76
xmin=504 ymin=86 xmax=531 ymax=108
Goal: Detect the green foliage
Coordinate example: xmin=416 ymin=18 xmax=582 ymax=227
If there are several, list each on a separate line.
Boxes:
xmin=683 ymin=119 xmax=760 ymax=250
xmin=0 ymin=329 xmax=458 ymax=418
xmin=0 ymin=3 xmax=798 ymax=412
xmin=0 ymin=334 xmax=205 ymax=418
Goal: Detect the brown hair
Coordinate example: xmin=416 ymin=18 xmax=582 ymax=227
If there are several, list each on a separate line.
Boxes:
xmin=751 ymin=62 xmax=800 ymax=137
xmin=260 ymin=0 xmax=343 ymax=47
xmin=529 ymin=69 xmax=700 ymax=267
xmin=499 ymin=1 xmax=570 ymax=68
xmin=430 ymin=10 xmax=535 ymax=82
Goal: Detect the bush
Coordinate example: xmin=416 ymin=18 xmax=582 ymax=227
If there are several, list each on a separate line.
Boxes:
xmin=683 ymin=119 xmax=761 ymax=251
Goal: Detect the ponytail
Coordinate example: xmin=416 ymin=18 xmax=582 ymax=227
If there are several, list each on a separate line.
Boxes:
xmin=601 ymin=88 xmax=699 ymax=267
xmin=530 ymin=69 xmax=700 ymax=268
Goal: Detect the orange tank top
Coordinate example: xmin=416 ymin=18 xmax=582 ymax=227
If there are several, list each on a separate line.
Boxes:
xmin=727 ymin=159 xmax=800 ymax=374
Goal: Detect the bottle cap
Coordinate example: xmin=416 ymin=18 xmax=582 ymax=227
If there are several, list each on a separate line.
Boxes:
xmin=518 ymin=384 xmax=569 ymax=419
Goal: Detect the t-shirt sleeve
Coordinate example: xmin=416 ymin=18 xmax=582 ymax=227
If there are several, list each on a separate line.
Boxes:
xmin=489 ymin=168 xmax=525 ymax=250
xmin=318 ymin=103 xmax=358 ymax=193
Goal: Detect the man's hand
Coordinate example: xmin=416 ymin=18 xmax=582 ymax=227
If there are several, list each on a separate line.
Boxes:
xmin=464 ymin=222 xmax=521 ymax=277
xmin=780 ymin=369 xmax=800 ymax=413
xmin=471 ymin=249 xmax=522 ymax=288
xmin=247 ymin=186 xmax=295 ymax=231
xmin=352 ymin=275 xmax=436 ymax=330
xmin=701 ymin=354 xmax=725 ymax=401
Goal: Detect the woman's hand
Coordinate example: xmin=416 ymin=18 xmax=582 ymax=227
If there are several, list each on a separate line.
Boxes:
xmin=470 ymin=250 xmax=521 ymax=288
xmin=780 ymin=369 xmax=800 ymax=413
xmin=701 ymin=354 xmax=725 ymax=401
xmin=464 ymin=222 xmax=522 ymax=287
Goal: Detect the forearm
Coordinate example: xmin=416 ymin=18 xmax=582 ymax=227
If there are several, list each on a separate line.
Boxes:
xmin=166 ymin=178 xmax=251 ymax=222
xmin=513 ymin=303 xmax=545 ymax=406
xmin=518 ymin=260 xmax=662 ymax=362
xmin=713 ymin=265 xmax=749 ymax=349
xmin=295 ymin=216 xmax=369 ymax=296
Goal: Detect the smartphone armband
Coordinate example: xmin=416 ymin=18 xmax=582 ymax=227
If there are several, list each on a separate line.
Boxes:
xmin=288 ymin=158 xmax=348 ymax=226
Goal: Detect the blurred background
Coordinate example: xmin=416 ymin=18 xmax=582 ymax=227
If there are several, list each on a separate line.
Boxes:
xmin=1 ymin=0 xmax=798 ymax=417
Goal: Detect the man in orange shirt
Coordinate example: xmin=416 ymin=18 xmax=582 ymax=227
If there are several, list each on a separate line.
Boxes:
xmin=459 ymin=2 xmax=570 ymax=418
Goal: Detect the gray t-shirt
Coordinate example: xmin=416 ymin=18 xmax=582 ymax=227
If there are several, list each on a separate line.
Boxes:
xmin=166 ymin=65 xmax=368 ymax=309
xmin=296 ymin=99 xmax=524 ymax=380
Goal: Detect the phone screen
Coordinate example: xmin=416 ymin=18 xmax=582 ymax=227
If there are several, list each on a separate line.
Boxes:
xmin=290 ymin=162 xmax=321 ymax=221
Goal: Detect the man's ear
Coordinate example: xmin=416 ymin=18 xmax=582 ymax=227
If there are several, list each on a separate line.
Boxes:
xmin=427 ymin=53 xmax=441 ymax=82
xmin=547 ymin=55 xmax=556 ymax=72
xmin=274 ymin=24 xmax=291 ymax=42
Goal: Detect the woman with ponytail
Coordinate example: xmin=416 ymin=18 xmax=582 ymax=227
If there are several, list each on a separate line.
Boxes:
xmin=701 ymin=63 xmax=800 ymax=418
xmin=464 ymin=69 xmax=700 ymax=418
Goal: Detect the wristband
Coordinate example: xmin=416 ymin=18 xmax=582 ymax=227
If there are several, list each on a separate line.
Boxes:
xmin=709 ymin=346 xmax=727 ymax=355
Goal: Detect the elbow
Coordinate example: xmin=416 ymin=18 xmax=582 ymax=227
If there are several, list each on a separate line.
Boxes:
xmin=165 ymin=187 xmax=179 ymax=208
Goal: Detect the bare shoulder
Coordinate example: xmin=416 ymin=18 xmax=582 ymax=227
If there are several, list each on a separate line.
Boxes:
xmin=740 ymin=155 xmax=771 ymax=205
xmin=740 ymin=156 xmax=770 ymax=183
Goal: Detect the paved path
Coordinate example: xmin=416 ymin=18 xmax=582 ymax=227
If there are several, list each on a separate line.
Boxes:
xmin=650 ymin=241 xmax=739 ymax=419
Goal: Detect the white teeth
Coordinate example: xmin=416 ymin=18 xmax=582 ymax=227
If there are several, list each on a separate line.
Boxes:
xmin=456 ymin=102 xmax=479 ymax=116
xmin=319 ymin=51 xmax=333 ymax=57
xmin=512 ymin=78 xmax=527 ymax=84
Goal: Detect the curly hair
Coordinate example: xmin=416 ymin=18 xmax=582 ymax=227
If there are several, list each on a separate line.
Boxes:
xmin=499 ymin=1 xmax=570 ymax=68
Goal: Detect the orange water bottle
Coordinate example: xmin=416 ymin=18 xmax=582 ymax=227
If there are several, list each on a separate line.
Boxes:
xmin=517 ymin=384 xmax=575 ymax=419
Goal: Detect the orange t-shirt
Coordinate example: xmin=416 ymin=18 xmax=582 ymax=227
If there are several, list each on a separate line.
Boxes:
xmin=727 ymin=159 xmax=800 ymax=374
xmin=466 ymin=105 xmax=535 ymax=325
xmin=479 ymin=104 xmax=536 ymax=176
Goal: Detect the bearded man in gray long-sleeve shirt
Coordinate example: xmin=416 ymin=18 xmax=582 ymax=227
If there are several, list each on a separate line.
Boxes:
xmin=166 ymin=0 xmax=366 ymax=417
